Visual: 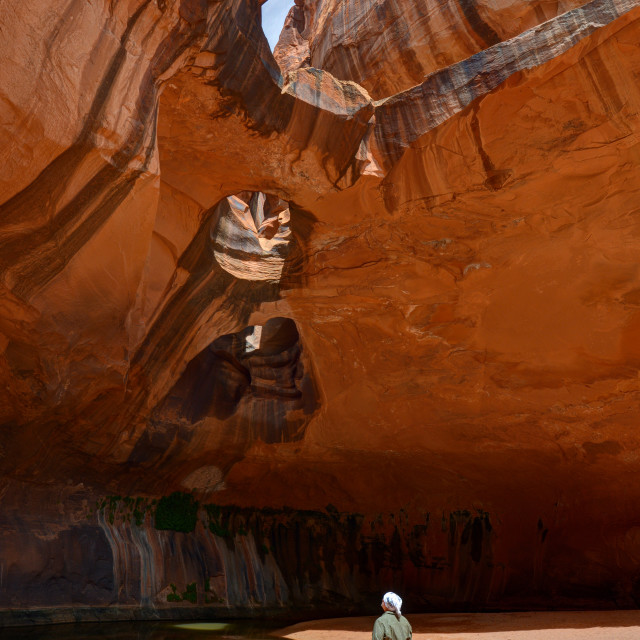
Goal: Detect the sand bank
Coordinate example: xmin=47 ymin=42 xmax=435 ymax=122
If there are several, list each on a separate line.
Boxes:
xmin=277 ymin=610 xmax=640 ymax=640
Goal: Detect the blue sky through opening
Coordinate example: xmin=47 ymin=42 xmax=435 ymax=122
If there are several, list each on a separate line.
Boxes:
xmin=262 ymin=0 xmax=293 ymax=50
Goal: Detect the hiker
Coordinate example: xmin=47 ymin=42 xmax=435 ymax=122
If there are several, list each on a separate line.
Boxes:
xmin=373 ymin=592 xmax=412 ymax=640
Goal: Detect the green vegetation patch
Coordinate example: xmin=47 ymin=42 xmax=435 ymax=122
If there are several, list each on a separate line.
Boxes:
xmin=167 ymin=583 xmax=182 ymax=602
xmin=95 ymin=495 xmax=152 ymax=526
xmin=204 ymin=504 xmax=231 ymax=537
xmin=155 ymin=491 xmax=199 ymax=533
xmin=182 ymin=582 xmax=197 ymax=603
xmin=166 ymin=581 xmax=199 ymax=604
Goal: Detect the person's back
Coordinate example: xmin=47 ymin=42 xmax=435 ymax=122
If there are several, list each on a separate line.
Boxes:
xmin=372 ymin=610 xmax=412 ymax=640
xmin=372 ymin=592 xmax=412 ymax=640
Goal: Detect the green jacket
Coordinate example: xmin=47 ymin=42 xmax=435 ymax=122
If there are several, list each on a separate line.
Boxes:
xmin=372 ymin=611 xmax=412 ymax=640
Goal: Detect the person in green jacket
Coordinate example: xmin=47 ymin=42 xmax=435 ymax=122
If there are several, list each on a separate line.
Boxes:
xmin=372 ymin=592 xmax=412 ymax=640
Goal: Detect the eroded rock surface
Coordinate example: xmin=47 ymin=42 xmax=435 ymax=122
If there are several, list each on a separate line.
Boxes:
xmin=213 ymin=193 xmax=292 ymax=282
xmin=0 ymin=0 xmax=640 ymax=623
xmin=276 ymin=0 xmax=590 ymax=97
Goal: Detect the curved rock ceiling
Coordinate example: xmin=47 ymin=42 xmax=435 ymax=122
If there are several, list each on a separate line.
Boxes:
xmin=1 ymin=0 xmax=640 ymax=622
xmin=213 ymin=193 xmax=292 ymax=282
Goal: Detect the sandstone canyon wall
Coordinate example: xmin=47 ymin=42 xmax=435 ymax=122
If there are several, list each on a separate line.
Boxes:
xmin=1 ymin=0 xmax=640 ymax=624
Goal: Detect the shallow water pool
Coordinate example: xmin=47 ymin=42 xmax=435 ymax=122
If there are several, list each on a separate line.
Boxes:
xmin=1 ymin=618 xmax=288 ymax=640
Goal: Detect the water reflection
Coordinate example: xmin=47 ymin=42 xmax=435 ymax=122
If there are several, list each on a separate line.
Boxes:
xmin=1 ymin=618 xmax=286 ymax=640
xmin=172 ymin=622 xmax=231 ymax=631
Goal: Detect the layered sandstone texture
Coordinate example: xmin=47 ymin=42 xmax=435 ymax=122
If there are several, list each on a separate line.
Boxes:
xmin=275 ymin=0 xmax=590 ymax=95
xmin=1 ymin=0 xmax=640 ymax=623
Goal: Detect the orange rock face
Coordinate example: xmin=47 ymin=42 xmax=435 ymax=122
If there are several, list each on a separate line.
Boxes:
xmin=1 ymin=0 xmax=640 ymax=623
xmin=276 ymin=0 xmax=589 ymax=96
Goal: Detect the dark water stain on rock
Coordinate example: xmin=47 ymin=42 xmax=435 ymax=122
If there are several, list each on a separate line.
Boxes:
xmin=582 ymin=440 xmax=622 ymax=463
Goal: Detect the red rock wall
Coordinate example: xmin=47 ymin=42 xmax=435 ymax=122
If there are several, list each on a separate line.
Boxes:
xmin=1 ymin=0 xmax=640 ymax=622
xmin=276 ymin=0 xmax=589 ymax=96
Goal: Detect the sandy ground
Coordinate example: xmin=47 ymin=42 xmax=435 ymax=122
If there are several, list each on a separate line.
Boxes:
xmin=276 ymin=611 xmax=640 ymax=640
